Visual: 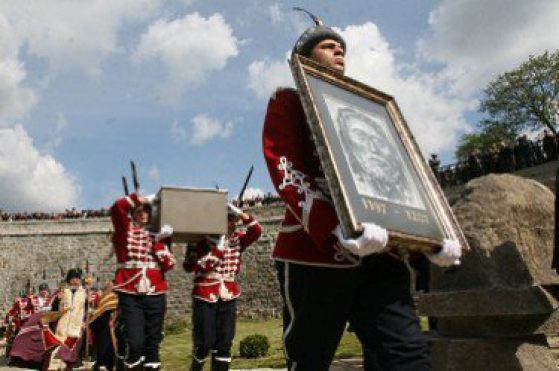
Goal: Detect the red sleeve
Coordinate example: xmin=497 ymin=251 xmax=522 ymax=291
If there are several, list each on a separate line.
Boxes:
xmin=239 ymin=216 xmax=262 ymax=251
xmin=263 ymin=89 xmax=339 ymax=249
xmin=152 ymin=241 xmax=175 ymax=272
xmin=110 ymin=193 xmax=140 ymax=234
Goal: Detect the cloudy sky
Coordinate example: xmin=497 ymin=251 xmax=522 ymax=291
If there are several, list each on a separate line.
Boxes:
xmin=0 ymin=0 xmax=557 ymax=211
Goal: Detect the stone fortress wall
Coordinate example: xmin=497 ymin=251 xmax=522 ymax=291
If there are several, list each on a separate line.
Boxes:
xmin=0 ymin=204 xmax=285 ymax=320
xmin=0 ymin=160 xmax=557 ymax=320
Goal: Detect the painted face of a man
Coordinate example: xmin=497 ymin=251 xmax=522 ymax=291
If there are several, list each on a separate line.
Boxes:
xmin=345 ymin=116 xmax=392 ymax=177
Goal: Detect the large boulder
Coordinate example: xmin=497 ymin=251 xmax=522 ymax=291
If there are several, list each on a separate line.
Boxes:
xmin=433 ymin=173 xmax=559 ymax=292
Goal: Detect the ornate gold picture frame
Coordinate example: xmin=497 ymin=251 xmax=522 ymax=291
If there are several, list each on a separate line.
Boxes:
xmin=290 ymin=55 xmax=468 ymax=253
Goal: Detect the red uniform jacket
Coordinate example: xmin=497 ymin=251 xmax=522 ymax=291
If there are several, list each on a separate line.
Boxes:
xmin=263 ymin=88 xmax=360 ymax=267
xmin=4 ymin=296 xmax=37 ymax=330
xmin=111 ymin=193 xmax=175 ymax=295
xmin=183 ymin=217 xmax=262 ymax=303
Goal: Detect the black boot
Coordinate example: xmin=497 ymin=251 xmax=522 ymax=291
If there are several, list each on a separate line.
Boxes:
xmin=190 ymin=356 xmax=206 ymax=371
xmin=211 ymin=358 xmax=230 ymax=371
xmin=115 ymin=357 xmax=125 ymax=371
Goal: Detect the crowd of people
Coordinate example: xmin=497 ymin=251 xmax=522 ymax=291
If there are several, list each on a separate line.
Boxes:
xmin=0 ymin=195 xmax=282 ymax=223
xmin=229 ymin=192 xmax=282 ymax=208
xmin=429 ymin=129 xmax=559 ymax=187
xmin=0 ymin=208 xmax=110 ymax=222
xmin=2 ymin=271 xmax=115 ymax=370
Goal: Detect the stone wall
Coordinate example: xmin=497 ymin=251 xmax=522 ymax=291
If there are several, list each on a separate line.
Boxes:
xmin=0 ymin=205 xmax=285 ymax=320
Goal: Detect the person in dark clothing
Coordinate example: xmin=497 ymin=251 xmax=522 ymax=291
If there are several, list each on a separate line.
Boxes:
xmin=467 ymin=151 xmax=483 ymax=179
xmin=428 ymin=154 xmax=441 ymax=183
xmin=497 ymin=141 xmax=515 ymax=173
xmin=543 ymin=129 xmax=558 ymax=161
xmin=517 ymin=135 xmax=532 ymax=168
xmin=88 ymin=281 xmax=118 ymax=371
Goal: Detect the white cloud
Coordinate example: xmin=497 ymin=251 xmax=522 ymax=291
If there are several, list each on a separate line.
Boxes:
xmin=247 ymin=55 xmax=293 ymax=100
xmin=44 ymin=112 xmax=69 ymax=153
xmin=0 ymin=58 xmax=38 ymax=127
xmin=170 ymin=115 xmax=234 ymax=146
xmin=170 ymin=119 xmax=188 ymax=143
xmin=148 ymin=166 xmax=160 ymax=181
xmin=133 ymin=12 xmax=239 ymax=105
xmin=418 ymin=0 xmax=559 ymax=96
xmin=340 ymin=22 xmax=475 ymax=155
xmin=267 ymin=3 xmax=283 ymax=25
xmin=0 ymin=126 xmax=79 ymax=211
xmin=0 ymin=1 xmax=161 ymax=77
xmin=191 ymin=114 xmax=233 ymax=146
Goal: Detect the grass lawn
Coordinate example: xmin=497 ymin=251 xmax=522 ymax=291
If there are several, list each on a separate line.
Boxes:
xmin=160 ymin=318 xmax=363 ymax=369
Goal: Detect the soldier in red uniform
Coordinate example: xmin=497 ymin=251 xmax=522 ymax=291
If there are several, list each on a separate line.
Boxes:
xmin=184 ymin=204 xmax=262 ymax=371
xmin=5 ymin=287 xmax=38 ymax=335
xmin=111 ymin=193 xmax=175 ymax=370
xmin=37 ymin=283 xmax=53 ymax=312
xmin=262 ymin=12 xmax=462 ymax=371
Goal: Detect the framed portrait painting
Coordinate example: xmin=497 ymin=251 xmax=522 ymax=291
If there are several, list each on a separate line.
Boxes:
xmin=290 ymin=55 xmax=468 ymax=253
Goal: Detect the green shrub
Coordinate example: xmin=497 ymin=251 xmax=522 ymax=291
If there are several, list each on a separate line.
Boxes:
xmin=164 ymin=317 xmax=188 ymax=335
xmin=239 ymin=334 xmax=270 ymax=358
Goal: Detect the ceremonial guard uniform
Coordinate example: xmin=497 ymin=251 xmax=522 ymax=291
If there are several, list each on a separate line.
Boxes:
xmin=4 ymin=290 xmax=38 ymax=335
xmin=111 ymin=193 xmax=175 ymax=370
xmin=263 ymin=11 xmax=461 ymax=371
xmin=184 ymin=208 xmax=261 ymax=371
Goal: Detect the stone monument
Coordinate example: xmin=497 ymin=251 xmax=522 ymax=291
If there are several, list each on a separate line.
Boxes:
xmin=418 ymin=174 xmax=559 ymax=370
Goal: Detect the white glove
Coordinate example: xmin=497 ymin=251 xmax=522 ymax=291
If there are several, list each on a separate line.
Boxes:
xmin=227 ymin=202 xmax=242 ymax=217
xmin=333 ymin=223 xmax=389 ymax=257
xmin=216 ymin=235 xmax=227 ymax=251
xmin=145 ymin=194 xmax=156 ymax=204
xmin=426 ymin=239 xmax=461 ymax=267
xmin=155 ymin=224 xmax=173 ymax=241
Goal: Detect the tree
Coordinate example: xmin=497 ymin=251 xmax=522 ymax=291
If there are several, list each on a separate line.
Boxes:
xmin=480 ymin=50 xmax=559 ymax=135
xmin=455 ymin=124 xmax=517 ymax=161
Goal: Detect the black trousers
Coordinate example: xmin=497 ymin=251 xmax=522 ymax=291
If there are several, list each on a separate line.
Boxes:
xmin=117 ymin=293 xmax=166 ymax=365
xmin=192 ymin=298 xmax=236 ymax=362
xmin=276 ymin=254 xmax=430 ymax=371
xmin=91 ymin=311 xmax=115 ymax=371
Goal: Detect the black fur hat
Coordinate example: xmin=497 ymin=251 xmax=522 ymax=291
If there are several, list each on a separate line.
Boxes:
xmin=291 ymin=8 xmax=346 ymax=59
xmin=65 ymin=268 xmax=83 ymax=283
